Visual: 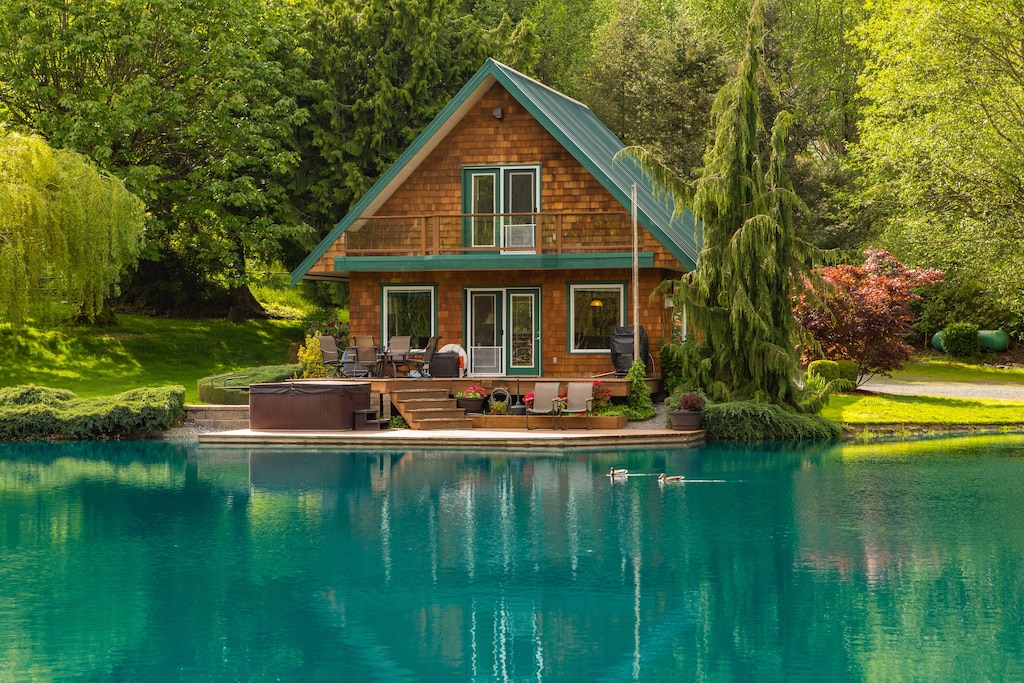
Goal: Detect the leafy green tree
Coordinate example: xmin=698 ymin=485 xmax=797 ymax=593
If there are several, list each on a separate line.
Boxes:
xmin=583 ymin=0 xmax=726 ymax=181
xmin=851 ymin=0 xmax=1024 ymax=332
xmin=0 ymin=0 xmax=310 ymax=317
xmin=0 ymin=130 xmax=145 ymax=323
xmin=290 ymin=0 xmax=537 ymax=242
xmin=646 ymin=0 xmax=822 ymax=409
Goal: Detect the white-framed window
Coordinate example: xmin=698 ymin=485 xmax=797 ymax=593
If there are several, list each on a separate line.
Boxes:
xmin=569 ymin=283 xmax=625 ymax=352
xmin=382 ymin=285 xmax=435 ymax=349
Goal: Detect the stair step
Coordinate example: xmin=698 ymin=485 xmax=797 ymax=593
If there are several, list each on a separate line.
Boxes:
xmin=397 ymin=398 xmax=457 ymax=411
xmin=391 ymin=388 xmax=451 ymax=403
xmin=204 ymin=419 xmax=249 ymax=430
xmin=405 ymin=407 xmax=466 ymax=421
xmin=410 ymin=418 xmax=474 ymax=430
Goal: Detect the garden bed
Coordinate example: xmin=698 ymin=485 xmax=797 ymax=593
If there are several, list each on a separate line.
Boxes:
xmin=470 ymin=414 xmax=628 ymax=430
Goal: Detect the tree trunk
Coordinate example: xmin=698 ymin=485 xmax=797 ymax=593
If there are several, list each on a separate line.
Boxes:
xmin=227 ymin=285 xmax=268 ymax=323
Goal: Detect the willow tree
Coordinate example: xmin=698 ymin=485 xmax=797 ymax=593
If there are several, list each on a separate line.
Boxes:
xmin=0 ymin=131 xmax=145 ymax=323
xmin=660 ymin=1 xmax=821 ymax=409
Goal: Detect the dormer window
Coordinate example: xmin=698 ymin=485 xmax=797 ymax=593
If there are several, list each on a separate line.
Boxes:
xmin=462 ymin=165 xmax=540 ymax=252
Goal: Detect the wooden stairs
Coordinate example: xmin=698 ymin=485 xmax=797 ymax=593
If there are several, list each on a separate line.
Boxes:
xmin=390 ymin=387 xmax=474 ymax=430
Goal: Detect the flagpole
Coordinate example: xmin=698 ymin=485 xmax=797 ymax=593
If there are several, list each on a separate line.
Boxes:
xmin=632 ymin=183 xmax=640 ymax=363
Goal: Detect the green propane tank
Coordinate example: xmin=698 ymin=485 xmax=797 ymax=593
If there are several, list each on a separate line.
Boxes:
xmin=931 ymin=331 xmax=944 ymax=351
xmin=978 ymin=329 xmax=1010 ymax=352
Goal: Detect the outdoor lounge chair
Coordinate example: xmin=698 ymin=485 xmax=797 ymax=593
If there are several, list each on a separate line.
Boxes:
xmin=351 ymin=335 xmax=381 ymax=377
xmin=405 ymin=335 xmax=440 ymax=377
xmin=526 ymin=382 xmax=561 ymax=430
xmin=318 ymin=335 xmax=343 ymax=377
xmin=562 ymin=382 xmax=594 ymax=429
xmin=382 ymin=336 xmax=412 ymax=376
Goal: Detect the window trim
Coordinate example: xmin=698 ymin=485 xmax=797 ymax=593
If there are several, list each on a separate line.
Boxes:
xmin=380 ymin=284 xmax=437 ymax=349
xmin=567 ymin=282 xmax=626 ymax=354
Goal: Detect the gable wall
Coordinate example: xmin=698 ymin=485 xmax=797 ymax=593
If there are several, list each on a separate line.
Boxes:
xmin=309 ymin=83 xmax=682 ymax=274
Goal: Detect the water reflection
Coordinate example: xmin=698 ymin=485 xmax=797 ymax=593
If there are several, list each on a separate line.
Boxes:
xmin=1 ymin=437 xmax=1023 ymax=681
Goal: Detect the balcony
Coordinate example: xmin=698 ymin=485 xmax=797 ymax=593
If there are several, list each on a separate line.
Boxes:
xmin=324 ymin=211 xmax=660 ymax=273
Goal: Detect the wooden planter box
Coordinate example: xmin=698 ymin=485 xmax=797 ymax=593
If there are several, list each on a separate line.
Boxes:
xmin=470 ymin=414 xmax=628 ymax=430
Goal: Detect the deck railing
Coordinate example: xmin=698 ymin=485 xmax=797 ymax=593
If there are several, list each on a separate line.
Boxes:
xmin=339 ymin=211 xmax=648 ymax=256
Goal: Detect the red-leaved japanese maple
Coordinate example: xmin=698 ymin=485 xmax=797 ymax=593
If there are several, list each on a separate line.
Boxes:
xmin=794 ymin=248 xmax=943 ymax=383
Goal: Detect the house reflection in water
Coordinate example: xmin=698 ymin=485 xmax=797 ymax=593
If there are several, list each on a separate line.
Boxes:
xmin=242 ymin=448 xmax=694 ymax=681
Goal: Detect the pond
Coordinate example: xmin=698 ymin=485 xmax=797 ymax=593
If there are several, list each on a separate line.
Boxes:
xmin=2 ymin=435 xmax=1024 ymax=681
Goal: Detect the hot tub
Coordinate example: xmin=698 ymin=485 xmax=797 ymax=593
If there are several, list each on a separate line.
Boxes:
xmin=248 ymin=381 xmax=371 ymax=430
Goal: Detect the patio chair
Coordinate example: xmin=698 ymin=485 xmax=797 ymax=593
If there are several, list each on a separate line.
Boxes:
xmin=351 ymin=335 xmax=381 ymax=377
xmin=405 ymin=335 xmax=440 ymax=377
xmin=562 ymin=382 xmax=594 ymax=429
xmin=318 ymin=335 xmax=342 ymax=377
xmin=526 ymin=382 xmax=561 ymax=430
xmin=382 ymin=335 xmax=412 ymax=376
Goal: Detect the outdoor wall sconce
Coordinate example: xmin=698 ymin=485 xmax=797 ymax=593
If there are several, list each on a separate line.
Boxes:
xmin=492 ymin=107 xmax=504 ymax=120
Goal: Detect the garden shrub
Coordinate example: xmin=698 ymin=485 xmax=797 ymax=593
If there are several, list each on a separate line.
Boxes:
xmin=659 ymin=343 xmax=685 ymax=396
xmin=835 ymin=360 xmax=858 ymax=383
xmin=197 ymin=365 xmax=300 ymax=404
xmin=625 ymin=358 xmax=656 ymax=421
xmin=701 ymin=401 xmax=841 ymax=441
xmin=0 ymin=385 xmax=76 ymax=406
xmin=301 ymin=306 xmax=349 ymax=345
xmin=0 ymin=385 xmax=185 ymax=440
xmin=807 ymin=360 xmax=839 ymax=382
xmin=298 ymin=334 xmax=330 ymax=378
xmin=941 ymin=322 xmax=980 ymax=357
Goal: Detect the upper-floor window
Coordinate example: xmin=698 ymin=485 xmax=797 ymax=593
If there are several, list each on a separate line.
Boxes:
xmin=462 ymin=165 xmax=540 ymax=251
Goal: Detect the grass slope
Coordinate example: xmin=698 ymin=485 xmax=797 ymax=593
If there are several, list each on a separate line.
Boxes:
xmin=0 ymin=316 xmax=302 ymax=403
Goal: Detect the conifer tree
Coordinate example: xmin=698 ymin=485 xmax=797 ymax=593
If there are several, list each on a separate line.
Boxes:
xmin=667 ymin=0 xmax=821 ymax=409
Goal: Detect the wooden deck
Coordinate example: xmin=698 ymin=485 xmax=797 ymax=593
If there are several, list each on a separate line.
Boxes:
xmin=190 ymin=375 xmax=696 ymax=447
xmin=305 ymin=375 xmax=661 ymax=431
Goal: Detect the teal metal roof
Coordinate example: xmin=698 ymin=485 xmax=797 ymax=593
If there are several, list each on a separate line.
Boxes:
xmin=291 ymin=60 xmax=698 ymax=286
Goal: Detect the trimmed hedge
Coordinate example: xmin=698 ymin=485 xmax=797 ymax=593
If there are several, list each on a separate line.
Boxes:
xmin=836 ymin=360 xmax=859 ymax=383
xmin=941 ymin=322 xmax=980 ymax=358
xmin=0 ymin=385 xmax=186 ymax=440
xmin=807 ymin=360 xmax=840 ymax=382
xmin=701 ymin=400 xmax=841 ymax=441
xmin=197 ymin=364 xmax=301 ymax=404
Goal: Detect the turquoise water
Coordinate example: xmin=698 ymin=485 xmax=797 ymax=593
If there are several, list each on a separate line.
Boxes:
xmin=2 ymin=436 xmax=1024 ymax=681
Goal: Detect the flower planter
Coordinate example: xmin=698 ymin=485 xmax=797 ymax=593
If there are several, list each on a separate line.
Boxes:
xmin=668 ymin=410 xmax=702 ymax=431
xmin=456 ymin=396 xmax=487 ymax=413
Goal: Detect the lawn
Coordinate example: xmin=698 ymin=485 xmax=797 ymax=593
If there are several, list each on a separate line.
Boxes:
xmin=0 ymin=315 xmax=303 ymax=403
xmin=821 ymin=392 xmax=1024 ymax=426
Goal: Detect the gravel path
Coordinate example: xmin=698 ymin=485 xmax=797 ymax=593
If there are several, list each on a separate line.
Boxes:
xmin=862 ymin=378 xmax=1024 ymax=402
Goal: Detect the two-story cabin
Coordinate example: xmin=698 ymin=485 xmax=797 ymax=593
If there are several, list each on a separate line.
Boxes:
xmin=290 ymin=59 xmax=698 ymax=380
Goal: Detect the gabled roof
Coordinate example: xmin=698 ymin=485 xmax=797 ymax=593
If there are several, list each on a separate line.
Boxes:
xmin=291 ymin=59 xmax=698 ymax=285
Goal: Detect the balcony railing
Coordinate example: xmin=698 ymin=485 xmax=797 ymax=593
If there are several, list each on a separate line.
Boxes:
xmin=339 ymin=211 xmax=648 ymax=257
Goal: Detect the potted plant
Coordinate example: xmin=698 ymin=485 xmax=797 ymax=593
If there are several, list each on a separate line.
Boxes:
xmin=455 ymin=384 xmax=489 ymax=413
xmin=666 ymin=389 xmax=705 ymax=430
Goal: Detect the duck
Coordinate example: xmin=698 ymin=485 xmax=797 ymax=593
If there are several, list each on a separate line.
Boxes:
xmin=658 ymin=473 xmax=685 ymax=483
xmin=609 ymin=468 xmax=628 ymax=477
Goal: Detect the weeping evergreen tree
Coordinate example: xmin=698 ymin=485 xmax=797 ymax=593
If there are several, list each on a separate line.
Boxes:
xmin=658 ymin=1 xmax=822 ymax=409
xmin=0 ymin=131 xmax=146 ymax=323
